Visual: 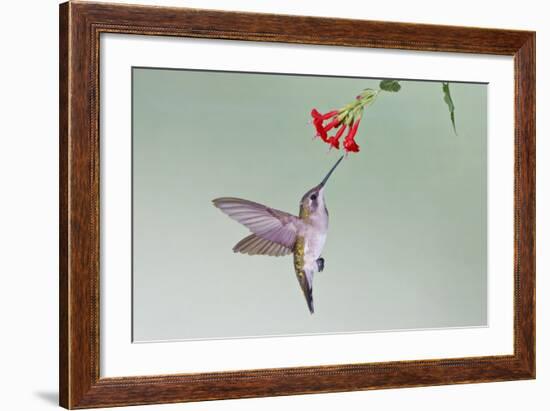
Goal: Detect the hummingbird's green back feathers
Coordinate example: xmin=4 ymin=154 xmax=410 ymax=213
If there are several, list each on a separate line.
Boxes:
xmin=293 ymin=236 xmax=315 ymax=314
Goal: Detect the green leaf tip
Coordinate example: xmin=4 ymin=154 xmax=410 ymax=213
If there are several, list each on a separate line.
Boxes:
xmin=379 ymin=80 xmax=401 ymax=92
xmin=442 ymin=82 xmax=457 ymax=135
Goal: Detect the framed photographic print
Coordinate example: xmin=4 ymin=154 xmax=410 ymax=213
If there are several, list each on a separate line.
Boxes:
xmin=59 ymin=1 xmax=535 ymax=409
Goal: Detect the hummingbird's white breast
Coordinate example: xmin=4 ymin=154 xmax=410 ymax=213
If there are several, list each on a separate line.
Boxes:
xmin=303 ymin=231 xmax=327 ymax=272
xmin=302 ymin=207 xmax=329 ymax=272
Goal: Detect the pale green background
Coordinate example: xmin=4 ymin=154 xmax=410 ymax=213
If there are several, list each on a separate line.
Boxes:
xmin=132 ymin=67 xmax=487 ymax=342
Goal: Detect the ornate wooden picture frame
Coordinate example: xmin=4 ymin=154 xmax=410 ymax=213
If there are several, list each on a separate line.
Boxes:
xmin=59 ymin=1 xmax=535 ymax=408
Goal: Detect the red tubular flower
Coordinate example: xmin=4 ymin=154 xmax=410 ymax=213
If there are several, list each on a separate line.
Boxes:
xmin=311 ymin=109 xmax=338 ymax=120
xmin=323 ymin=117 xmax=341 ymax=133
xmin=327 ymin=124 xmax=347 ymax=149
xmin=313 ymin=118 xmax=329 ymax=142
xmin=343 ymin=118 xmax=361 ymax=153
xmin=311 ymin=108 xmax=339 ymax=142
xmin=343 ymin=138 xmax=360 ymax=153
xmin=309 ymin=88 xmax=378 ymax=155
xmin=311 ymin=104 xmax=367 ymax=154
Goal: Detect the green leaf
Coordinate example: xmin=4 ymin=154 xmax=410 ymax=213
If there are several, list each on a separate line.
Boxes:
xmin=379 ymin=80 xmax=401 ymax=92
xmin=442 ymin=82 xmax=457 ymax=135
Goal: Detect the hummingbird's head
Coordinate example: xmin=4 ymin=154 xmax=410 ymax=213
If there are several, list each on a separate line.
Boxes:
xmin=299 ymin=156 xmax=344 ymax=218
xmin=300 ymin=184 xmax=325 ymax=217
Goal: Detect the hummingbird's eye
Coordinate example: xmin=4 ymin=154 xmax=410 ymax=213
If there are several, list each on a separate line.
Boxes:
xmin=310 ymin=194 xmax=317 ymax=201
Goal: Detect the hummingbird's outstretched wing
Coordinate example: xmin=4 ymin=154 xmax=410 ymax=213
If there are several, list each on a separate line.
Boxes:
xmin=233 ymin=234 xmax=292 ymax=257
xmin=212 ymin=197 xmax=303 ymax=249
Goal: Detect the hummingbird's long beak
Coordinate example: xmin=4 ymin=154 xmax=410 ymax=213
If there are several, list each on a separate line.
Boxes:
xmin=320 ymin=155 xmax=344 ymax=187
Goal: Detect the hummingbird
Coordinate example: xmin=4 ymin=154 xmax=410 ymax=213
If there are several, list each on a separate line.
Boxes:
xmin=212 ymin=156 xmax=344 ymax=314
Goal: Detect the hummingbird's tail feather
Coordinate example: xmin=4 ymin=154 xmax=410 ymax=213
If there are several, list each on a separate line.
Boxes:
xmin=233 ymin=234 xmax=292 ymax=257
xmin=297 ymin=270 xmax=315 ymax=314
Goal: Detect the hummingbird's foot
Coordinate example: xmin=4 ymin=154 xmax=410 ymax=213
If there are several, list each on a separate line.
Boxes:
xmin=316 ymin=258 xmax=325 ymax=272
